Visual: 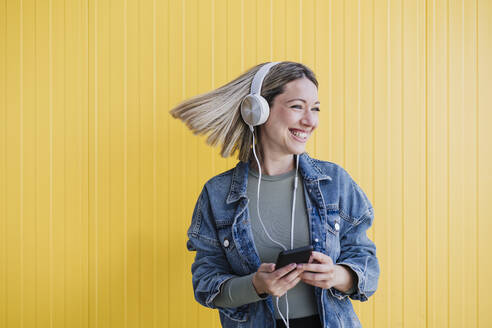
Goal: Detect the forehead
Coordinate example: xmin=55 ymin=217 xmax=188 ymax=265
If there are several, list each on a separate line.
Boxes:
xmin=277 ymin=77 xmax=318 ymax=102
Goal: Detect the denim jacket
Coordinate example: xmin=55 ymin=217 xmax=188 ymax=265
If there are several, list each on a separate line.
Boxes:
xmin=186 ymin=153 xmax=380 ymax=327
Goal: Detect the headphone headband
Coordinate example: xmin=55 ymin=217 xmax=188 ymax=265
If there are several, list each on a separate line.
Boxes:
xmin=250 ymin=62 xmax=280 ymax=95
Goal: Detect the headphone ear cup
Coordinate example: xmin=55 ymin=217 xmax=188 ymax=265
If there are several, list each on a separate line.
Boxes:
xmin=255 ymin=96 xmax=270 ymax=125
xmin=241 ymin=94 xmax=270 ymax=126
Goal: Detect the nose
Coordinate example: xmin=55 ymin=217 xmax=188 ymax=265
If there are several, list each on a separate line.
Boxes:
xmin=301 ymin=110 xmax=317 ymax=128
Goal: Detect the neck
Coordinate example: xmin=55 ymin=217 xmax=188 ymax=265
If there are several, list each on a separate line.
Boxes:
xmin=251 ymin=153 xmax=296 ymax=176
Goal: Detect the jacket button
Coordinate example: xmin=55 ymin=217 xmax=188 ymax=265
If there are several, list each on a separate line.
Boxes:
xmin=223 ymin=239 xmax=230 ymax=248
xmin=314 ymin=238 xmax=319 ymax=243
xmin=334 ymin=223 xmax=340 ymax=231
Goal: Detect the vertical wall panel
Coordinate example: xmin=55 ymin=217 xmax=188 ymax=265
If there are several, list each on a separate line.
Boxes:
xmin=477 ymin=1 xmax=492 ymax=326
xmin=428 ymin=0 xmax=443 ymax=326
xmin=159 ymin=1 xmax=172 ymax=327
xmin=94 ymin=0 xmax=109 ymax=326
xmin=344 ymin=0 xmax=359 ymax=176
xmin=462 ymin=0 xmax=478 ymax=326
xmin=272 ymin=0 xmax=286 ymax=61
xmin=315 ymin=0 xmax=331 ymax=159
xmin=373 ymin=0 xmax=390 ymax=326
xmin=302 ymin=0 xmax=317 ymax=156
xmin=5 ymin=1 xmax=21 ymax=327
xmin=34 ymin=0 xmax=52 ymax=325
xmin=65 ymin=0 xmax=89 ymax=326
xmin=285 ymin=0 xmax=301 ymax=63
xmin=21 ymin=0 xmax=36 ymax=326
xmin=125 ymin=0 xmax=140 ymax=326
xmin=448 ymin=1 xmax=465 ymax=327
xmin=211 ymin=0 xmax=228 ymax=175
xmin=0 ymin=0 xmax=6 ymax=326
xmin=330 ymin=0 xmax=345 ymax=166
xmin=183 ymin=0 xmax=198 ymax=327
xmin=52 ymin=0 xmax=67 ymax=326
xmin=195 ymin=1 xmax=218 ymax=326
xmin=429 ymin=0 xmax=451 ymax=326
xmin=388 ymin=0 xmax=405 ymax=326
xmin=1 ymin=0 xmax=492 ymax=327
xmin=108 ymin=0 xmax=126 ymax=326
xmin=139 ymin=0 xmax=155 ymax=325
xmin=358 ymin=0 xmax=375 ymax=323
xmin=402 ymin=0 xmax=427 ymax=326
xmin=167 ymin=0 xmax=185 ymax=327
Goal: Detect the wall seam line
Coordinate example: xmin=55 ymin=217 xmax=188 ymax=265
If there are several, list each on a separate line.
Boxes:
xmin=19 ymin=0 xmax=24 ymax=326
xmin=474 ymin=0 xmax=479 ymax=324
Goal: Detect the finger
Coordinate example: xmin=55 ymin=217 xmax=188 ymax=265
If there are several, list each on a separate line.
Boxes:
xmin=258 ymin=263 xmax=276 ymax=273
xmin=281 ymin=267 xmax=304 ymax=284
xmin=301 ymin=278 xmax=331 ymax=289
xmin=310 ymin=251 xmax=333 ymax=264
xmin=298 ymin=263 xmax=333 ymax=273
xmin=276 ymin=276 xmax=302 ymax=296
xmin=301 ymin=271 xmax=334 ymax=282
xmin=285 ymin=276 xmax=302 ymax=291
xmin=273 ymin=263 xmax=297 ymax=279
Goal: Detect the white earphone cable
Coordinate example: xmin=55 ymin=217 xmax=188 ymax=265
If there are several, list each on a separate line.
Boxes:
xmin=290 ymin=155 xmax=299 ymax=249
xmin=250 ymin=126 xmax=299 ymax=328
xmin=251 ymin=127 xmax=287 ymax=251
xmin=276 ymin=292 xmax=290 ymax=327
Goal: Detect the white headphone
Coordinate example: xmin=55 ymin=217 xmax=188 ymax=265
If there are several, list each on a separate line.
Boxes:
xmin=240 ymin=62 xmax=280 ymax=127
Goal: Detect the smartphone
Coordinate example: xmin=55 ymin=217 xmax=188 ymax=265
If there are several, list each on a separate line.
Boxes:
xmin=275 ymin=245 xmax=314 ymax=270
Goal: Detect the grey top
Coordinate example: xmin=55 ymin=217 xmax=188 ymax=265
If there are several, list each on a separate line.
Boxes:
xmin=214 ymin=166 xmax=318 ymax=319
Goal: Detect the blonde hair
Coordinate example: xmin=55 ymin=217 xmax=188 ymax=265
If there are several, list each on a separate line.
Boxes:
xmin=169 ymin=61 xmax=318 ymax=162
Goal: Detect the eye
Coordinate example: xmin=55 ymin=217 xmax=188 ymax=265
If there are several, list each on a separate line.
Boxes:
xmin=311 ymin=107 xmax=320 ymax=112
xmin=290 ymin=105 xmax=303 ymax=109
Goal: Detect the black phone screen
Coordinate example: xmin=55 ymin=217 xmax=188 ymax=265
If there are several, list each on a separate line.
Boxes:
xmin=275 ymin=245 xmax=314 ymax=269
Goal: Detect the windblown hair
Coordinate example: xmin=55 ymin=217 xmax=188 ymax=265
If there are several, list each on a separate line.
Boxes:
xmin=169 ymin=61 xmax=318 ymax=162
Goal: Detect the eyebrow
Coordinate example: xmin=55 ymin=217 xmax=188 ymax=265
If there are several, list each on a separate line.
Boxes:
xmin=286 ymin=98 xmax=320 ymax=105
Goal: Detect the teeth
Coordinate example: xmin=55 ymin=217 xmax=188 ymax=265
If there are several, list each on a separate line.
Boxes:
xmin=291 ymin=130 xmax=307 ymax=139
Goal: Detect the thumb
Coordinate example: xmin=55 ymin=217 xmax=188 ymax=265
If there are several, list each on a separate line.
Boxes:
xmin=258 ymin=263 xmax=276 ymax=273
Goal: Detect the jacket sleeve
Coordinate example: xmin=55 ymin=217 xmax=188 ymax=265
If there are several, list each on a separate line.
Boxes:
xmin=331 ymin=175 xmax=380 ymax=302
xmin=186 ymin=187 xmax=236 ymax=308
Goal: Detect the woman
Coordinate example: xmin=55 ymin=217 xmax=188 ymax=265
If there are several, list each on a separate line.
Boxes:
xmin=170 ymin=61 xmax=379 ymax=328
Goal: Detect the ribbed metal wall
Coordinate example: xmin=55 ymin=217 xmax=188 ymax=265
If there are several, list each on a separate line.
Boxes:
xmin=1 ymin=0 xmax=491 ymax=327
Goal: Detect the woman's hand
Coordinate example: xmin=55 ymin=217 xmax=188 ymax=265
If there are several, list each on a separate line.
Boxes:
xmin=252 ymin=263 xmax=304 ymax=298
xmin=298 ymin=251 xmax=355 ymax=293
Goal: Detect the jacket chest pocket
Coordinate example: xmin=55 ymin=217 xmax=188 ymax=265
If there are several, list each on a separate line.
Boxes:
xmin=216 ymin=221 xmax=251 ymax=275
xmin=324 ymin=211 xmax=341 ymax=261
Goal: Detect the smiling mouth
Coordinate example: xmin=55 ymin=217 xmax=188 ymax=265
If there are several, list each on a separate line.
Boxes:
xmin=289 ymin=129 xmax=309 ymax=142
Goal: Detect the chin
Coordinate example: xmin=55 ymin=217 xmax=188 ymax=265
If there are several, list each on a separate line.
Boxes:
xmin=288 ymin=147 xmax=306 ymax=155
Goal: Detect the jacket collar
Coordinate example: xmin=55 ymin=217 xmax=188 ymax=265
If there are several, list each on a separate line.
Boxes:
xmin=298 ymin=153 xmax=333 ymax=182
xmin=226 ymin=161 xmax=249 ymax=204
xmin=226 ymin=153 xmax=332 ymax=204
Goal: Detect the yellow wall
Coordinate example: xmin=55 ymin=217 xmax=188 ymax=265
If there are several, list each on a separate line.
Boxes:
xmin=1 ymin=0 xmax=492 ymax=327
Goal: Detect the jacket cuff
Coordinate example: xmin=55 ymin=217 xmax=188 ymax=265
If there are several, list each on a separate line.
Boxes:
xmin=230 ymin=273 xmax=268 ymax=302
xmin=330 ymin=262 xmax=368 ymax=301
xmin=206 ymin=273 xmax=236 ymax=308
xmin=213 ymin=273 xmax=266 ymax=308
xmin=205 ymin=274 xmax=250 ymax=323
